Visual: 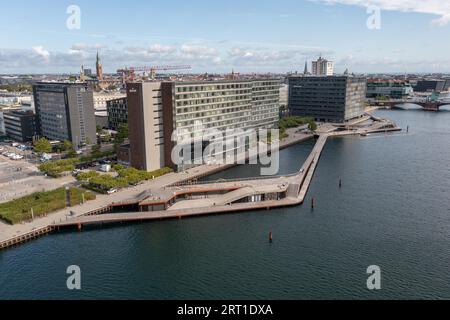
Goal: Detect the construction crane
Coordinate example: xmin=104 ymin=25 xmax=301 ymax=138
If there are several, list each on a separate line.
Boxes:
xmin=117 ymin=65 xmax=192 ymax=81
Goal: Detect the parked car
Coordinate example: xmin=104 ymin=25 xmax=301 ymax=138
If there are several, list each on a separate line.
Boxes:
xmin=107 ymin=189 xmax=118 ymax=195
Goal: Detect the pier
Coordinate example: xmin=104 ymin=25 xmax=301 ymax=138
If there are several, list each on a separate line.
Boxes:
xmin=0 ymin=119 xmax=401 ymax=250
xmin=49 ymin=134 xmax=348 ymax=229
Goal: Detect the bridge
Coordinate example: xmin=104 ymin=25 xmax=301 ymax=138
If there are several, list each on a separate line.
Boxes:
xmin=368 ymin=98 xmax=449 ymax=111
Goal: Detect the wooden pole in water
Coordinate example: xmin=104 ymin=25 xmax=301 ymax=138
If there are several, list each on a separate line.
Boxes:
xmin=269 ymin=231 xmax=273 ymax=243
xmin=311 ymin=197 xmax=315 ymax=209
xmin=339 ymin=179 xmax=342 ymax=188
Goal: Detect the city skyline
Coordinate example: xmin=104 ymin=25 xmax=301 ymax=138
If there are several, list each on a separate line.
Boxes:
xmin=1 ymin=0 xmax=450 ymax=74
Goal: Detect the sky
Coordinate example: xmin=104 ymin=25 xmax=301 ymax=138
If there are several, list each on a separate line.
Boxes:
xmin=1 ymin=0 xmax=450 ymax=74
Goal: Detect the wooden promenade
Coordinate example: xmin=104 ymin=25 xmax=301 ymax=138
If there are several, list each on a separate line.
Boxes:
xmin=51 ymin=135 xmax=329 ymax=229
xmin=0 ymin=120 xmax=402 ymax=250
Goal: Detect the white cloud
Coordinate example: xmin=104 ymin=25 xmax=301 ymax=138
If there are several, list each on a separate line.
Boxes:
xmin=180 ymin=45 xmax=218 ymax=58
xmin=1 ymin=41 xmax=448 ymax=74
xmin=311 ymin=0 xmax=450 ymax=25
xmin=32 ymin=46 xmax=50 ymax=61
xmin=70 ymin=43 xmax=106 ymax=51
xmin=148 ymin=44 xmax=176 ymax=54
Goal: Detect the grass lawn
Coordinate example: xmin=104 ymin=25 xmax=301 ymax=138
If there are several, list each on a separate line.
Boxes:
xmin=0 ymin=187 xmax=96 ymax=225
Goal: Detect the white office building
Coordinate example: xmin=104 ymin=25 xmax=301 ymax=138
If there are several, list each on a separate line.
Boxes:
xmin=312 ymin=56 xmax=334 ymax=76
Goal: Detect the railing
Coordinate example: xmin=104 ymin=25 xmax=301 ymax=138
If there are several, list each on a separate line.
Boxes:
xmin=0 ymin=226 xmax=54 ymax=250
xmin=170 ymin=171 xmax=301 ymax=187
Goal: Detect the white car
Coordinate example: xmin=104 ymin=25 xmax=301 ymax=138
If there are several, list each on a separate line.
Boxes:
xmin=107 ymin=189 xmax=118 ymax=195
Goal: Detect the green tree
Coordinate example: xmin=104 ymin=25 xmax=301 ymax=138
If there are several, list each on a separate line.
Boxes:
xmin=91 ymin=144 xmax=101 ymax=156
xmin=33 ymin=138 xmax=52 ymax=154
xmin=308 ymin=121 xmax=317 ymax=131
xmin=61 ymin=140 xmax=73 ymax=151
xmin=114 ymin=123 xmax=129 ymax=150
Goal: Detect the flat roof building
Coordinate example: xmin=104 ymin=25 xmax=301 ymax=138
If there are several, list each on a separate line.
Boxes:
xmin=33 ymin=82 xmax=97 ymax=148
xmin=288 ymin=75 xmax=366 ymax=123
xmin=107 ymin=97 xmax=128 ymax=131
xmin=367 ymin=80 xmax=413 ymax=99
xmin=312 ymin=56 xmax=334 ymax=76
xmin=127 ymin=79 xmax=280 ymax=171
xmin=3 ymin=110 xmax=37 ymax=142
xmin=414 ymin=80 xmax=447 ymax=93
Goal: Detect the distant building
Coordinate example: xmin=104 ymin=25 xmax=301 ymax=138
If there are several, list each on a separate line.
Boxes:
xmin=414 ymin=80 xmax=446 ymax=93
xmin=444 ymin=79 xmax=450 ymax=91
xmin=107 ymin=97 xmax=128 ymax=130
xmin=312 ymin=56 xmax=334 ymax=76
xmin=0 ymin=111 xmax=5 ymax=134
xmin=95 ymin=111 xmax=109 ymax=129
xmin=367 ymin=80 xmax=413 ymax=99
xmin=288 ymin=75 xmax=366 ymax=123
xmin=279 ymin=84 xmax=289 ymax=112
xmin=127 ymin=79 xmax=280 ymax=172
xmin=3 ymin=110 xmax=37 ymax=142
xmin=84 ymin=68 xmax=92 ymax=77
xmin=93 ymin=93 xmax=126 ymax=111
xmin=96 ymin=52 xmax=103 ymax=81
xmin=33 ymin=82 xmax=97 ymax=148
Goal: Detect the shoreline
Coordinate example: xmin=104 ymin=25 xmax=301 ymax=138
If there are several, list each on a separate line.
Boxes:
xmin=0 ymin=129 xmax=314 ymax=250
xmin=0 ymin=115 xmax=401 ymax=251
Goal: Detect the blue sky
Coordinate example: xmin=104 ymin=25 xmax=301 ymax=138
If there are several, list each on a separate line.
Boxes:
xmin=1 ymin=0 xmax=450 ymax=74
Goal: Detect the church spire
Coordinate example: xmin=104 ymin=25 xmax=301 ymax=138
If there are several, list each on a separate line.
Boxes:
xmin=96 ymin=51 xmax=103 ymax=81
xmin=304 ymin=61 xmax=309 ymax=74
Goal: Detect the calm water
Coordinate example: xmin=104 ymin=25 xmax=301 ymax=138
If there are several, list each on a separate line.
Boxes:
xmin=1 ymin=109 xmax=450 ymax=300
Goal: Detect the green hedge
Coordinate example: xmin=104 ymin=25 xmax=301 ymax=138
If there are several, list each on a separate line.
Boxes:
xmin=76 ymin=167 xmax=173 ymax=193
xmin=279 ymin=116 xmax=317 ymax=138
xmin=38 ymin=158 xmax=79 ymax=177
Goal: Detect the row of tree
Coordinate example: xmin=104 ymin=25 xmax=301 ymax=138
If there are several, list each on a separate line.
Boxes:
xmin=32 ymin=123 xmax=129 ymax=155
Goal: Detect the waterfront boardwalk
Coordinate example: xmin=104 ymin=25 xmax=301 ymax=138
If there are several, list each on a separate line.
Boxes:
xmin=0 ymin=129 xmax=312 ymax=249
xmin=0 ymin=119 xmax=401 ymax=250
xmin=50 ymin=135 xmax=338 ymax=228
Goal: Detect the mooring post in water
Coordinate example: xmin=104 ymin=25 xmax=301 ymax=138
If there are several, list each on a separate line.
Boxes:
xmin=311 ymin=197 xmax=315 ymax=209
xmin=77 ymin=223 xmax=82 ymax=231
xmin=269 ymin=231 xmax=273 ymax=243
xmin=339 ymin=179 xmax=342 ymax=188
xmin=407 ymin=125 xmax=409 ymax=133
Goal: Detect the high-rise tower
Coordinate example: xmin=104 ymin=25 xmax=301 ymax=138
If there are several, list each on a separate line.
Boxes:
xmin=312 ymin=56 xmax=334 ymax=76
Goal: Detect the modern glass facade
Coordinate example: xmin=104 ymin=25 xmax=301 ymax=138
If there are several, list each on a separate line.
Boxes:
xmin=3 ymin=110 xmax=37 ymax=142
xmin=107 ymin=97 xmax=128 ymax=130
xmin=33 ymin=83 xmax=97 ymax=148
xmin=127 ymin=79 xmax=281 ymax=172
xmin=288 ymin=76 xmax=366 ymax=123
xmin=172 ymin=79 xmax=280 ymax=141
xmin=366 ymin=81 xmax=413 ymax=99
